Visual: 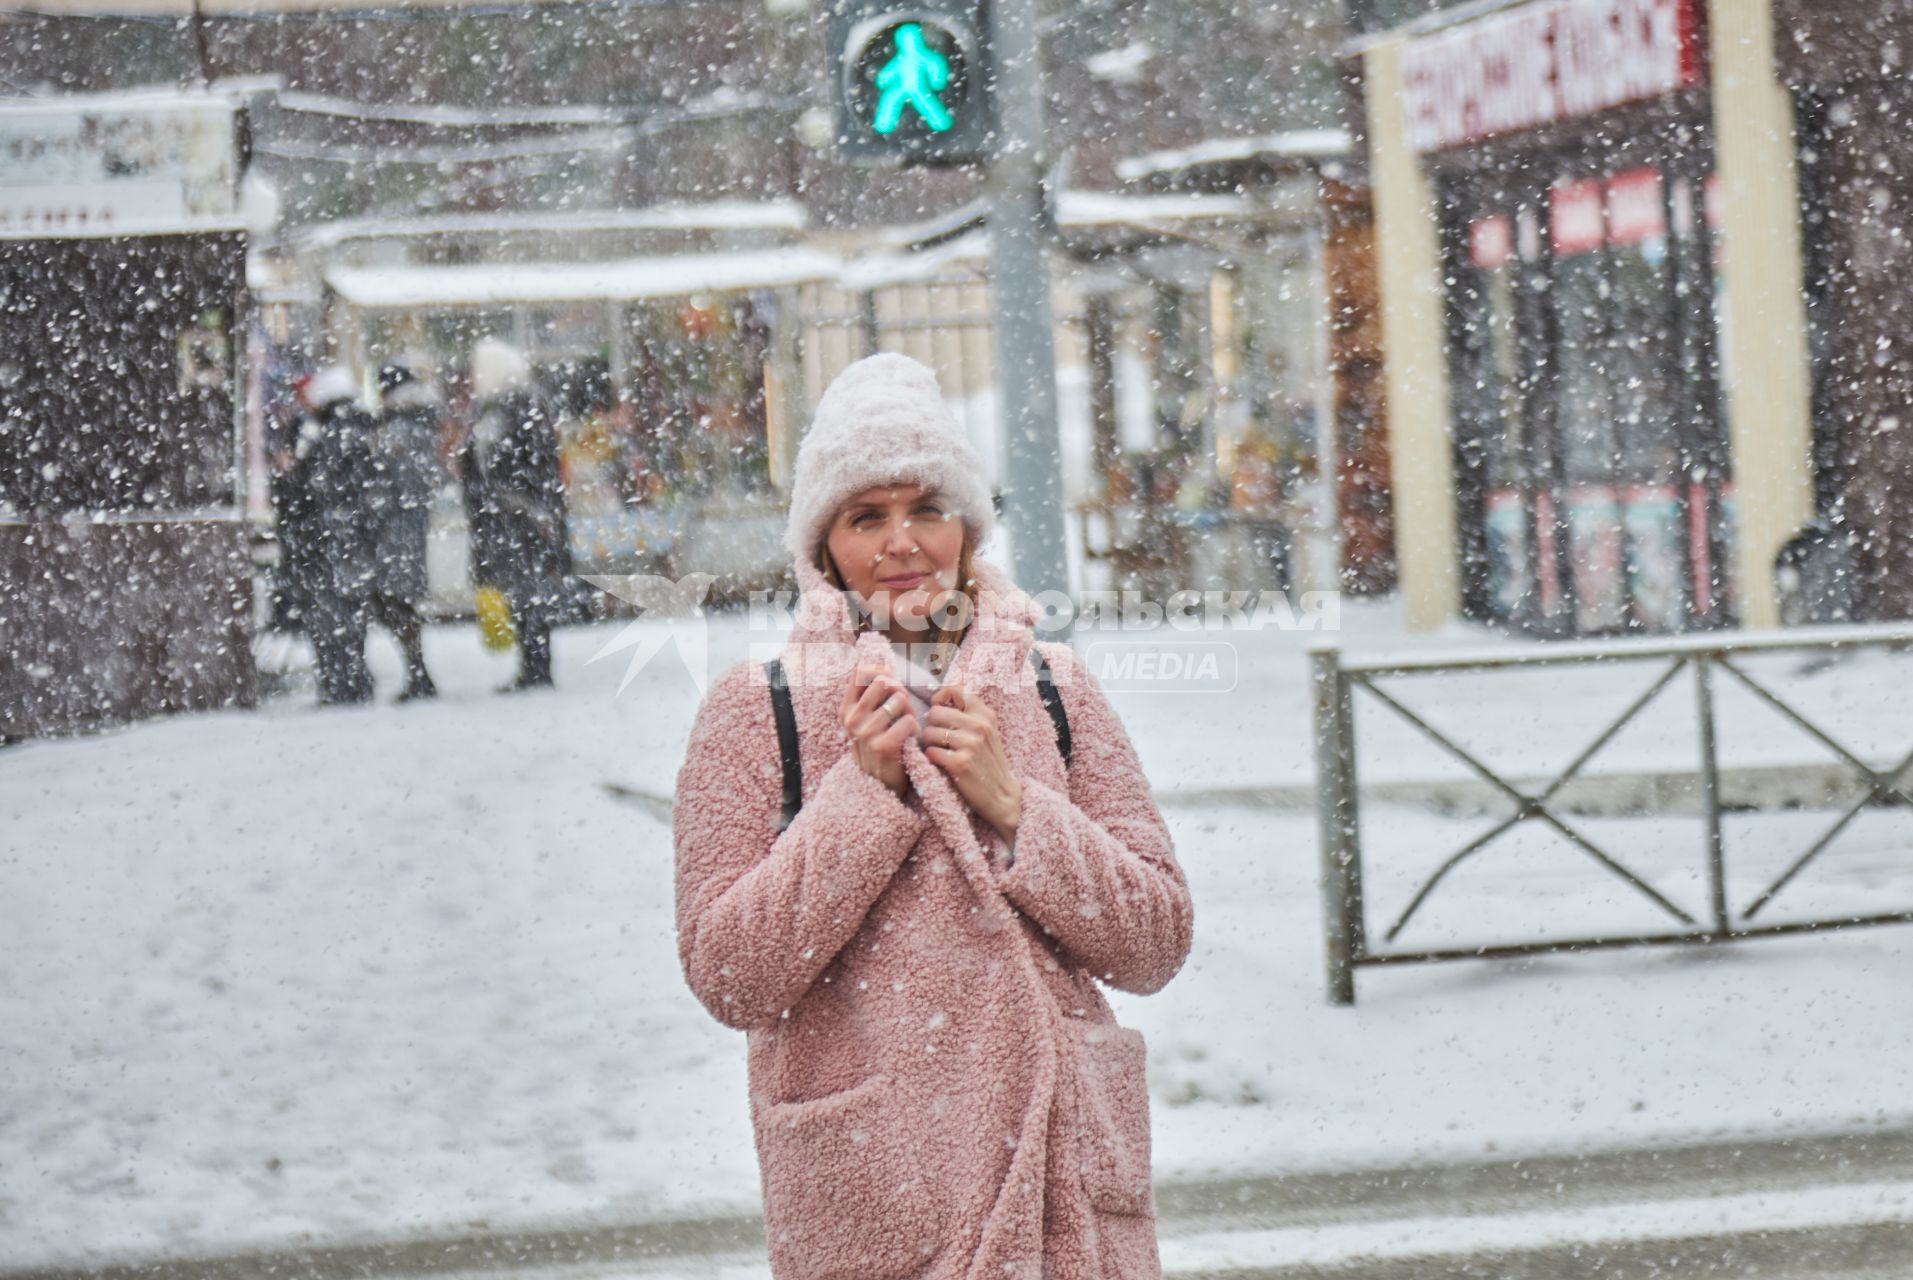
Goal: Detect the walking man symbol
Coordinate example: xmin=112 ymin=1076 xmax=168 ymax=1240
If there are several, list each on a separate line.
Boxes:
xmin=873 ymin=22 xmax=953 ymax=134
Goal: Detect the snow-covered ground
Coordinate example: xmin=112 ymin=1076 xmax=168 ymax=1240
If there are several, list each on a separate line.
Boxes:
xmin=4 ymin=600 xmax=1913 ymax=1267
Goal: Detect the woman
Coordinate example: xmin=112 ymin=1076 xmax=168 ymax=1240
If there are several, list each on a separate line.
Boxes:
xmin=289 ymin=365 xmax=380 ymax=707
xmin=458 ymin=337 xmax=572 ymax=691
xmin=674 ymin=354 xmax=1193 ymax=1280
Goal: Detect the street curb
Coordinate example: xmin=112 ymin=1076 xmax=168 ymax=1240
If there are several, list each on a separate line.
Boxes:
xmin=1166 ymin=1220 xmax=1913 ymax=1280
xmin=0 ymin=1213 xmax=766 ymax=1280
xmin=1152 ymin=1126 xmax=1913 ymax=1231
xmin=11 ymin=1126 xmax=1913 ymax=1280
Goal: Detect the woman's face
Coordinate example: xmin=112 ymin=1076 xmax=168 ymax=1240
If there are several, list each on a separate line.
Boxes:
xmin=824 ymin=482 xmax=967 ymax=637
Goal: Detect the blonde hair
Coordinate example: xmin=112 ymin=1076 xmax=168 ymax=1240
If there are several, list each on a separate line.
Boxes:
xmin=821 ymin=535 xmax=976 ymax=676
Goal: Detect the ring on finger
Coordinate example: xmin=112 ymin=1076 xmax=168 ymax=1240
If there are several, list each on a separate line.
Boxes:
xmin=942 ymin=726 xmax=954 ymax=749
xmin=885 ymin=697 xmax=901 ymax=722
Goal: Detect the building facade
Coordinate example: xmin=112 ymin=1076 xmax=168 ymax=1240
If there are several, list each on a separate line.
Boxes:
xmin=1357 ymin=0 xmax=1819 ymax=634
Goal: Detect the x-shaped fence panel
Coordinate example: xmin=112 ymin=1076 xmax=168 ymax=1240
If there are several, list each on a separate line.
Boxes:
xmin=1312 ymin=626 xmax=1913 ymax=1005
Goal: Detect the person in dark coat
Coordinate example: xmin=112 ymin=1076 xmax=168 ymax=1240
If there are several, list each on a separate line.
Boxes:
xmin=268 ymin=371 xmax=320 ymax=635
xmin=458 ymin=338 xmax=572 ymax=691
xmin=371 ymin=355 xmax=442 ymax=701
xmin=289 ymin=366 xmax=380 ymax=707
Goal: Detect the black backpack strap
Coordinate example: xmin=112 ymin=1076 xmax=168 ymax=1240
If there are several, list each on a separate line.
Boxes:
xmin=1029 ymin=647 xmax=1072 ymax=770
xmin=766 ymin=659 xmax=803 ymax=832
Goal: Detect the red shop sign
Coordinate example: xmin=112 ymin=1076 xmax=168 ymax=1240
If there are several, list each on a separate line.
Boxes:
xmin=1606 ymin=167 xmax=1666 ymax=246
xmin=1550 ymin=178 xmax=1605 ymax=256
xmin=1402 ymin=0 xmax=1704 ymax=153
xmin=1470 ymin=214 xmax=1514 ymax=268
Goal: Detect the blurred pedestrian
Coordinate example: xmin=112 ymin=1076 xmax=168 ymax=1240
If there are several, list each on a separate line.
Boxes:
xmin=372 ymin=355 xmax=442 ymax=702
xmin=268 ymin=369 xmax=319 ymax=635
xmin=458 ymin=337 xmax=571 ymax=692
xmin=1228 ymin=426 xmax=1293 ymax=601
xmin=289 ymin=365 xmax=379 ymax=707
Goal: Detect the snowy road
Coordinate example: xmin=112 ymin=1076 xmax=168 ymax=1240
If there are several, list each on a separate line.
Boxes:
xmin=12 ymin=1127 xmax=1913 ymax=1278
xmin=4 ymin=604 xmax=1913 ymax=1269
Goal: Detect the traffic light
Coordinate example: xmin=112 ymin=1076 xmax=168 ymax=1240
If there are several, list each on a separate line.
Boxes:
xmin=827 ymin=2 xmax=996 ymax=166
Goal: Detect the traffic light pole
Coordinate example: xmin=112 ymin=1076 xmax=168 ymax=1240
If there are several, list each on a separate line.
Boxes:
xmin=986 ymin=0 xmax=1073 ymax=637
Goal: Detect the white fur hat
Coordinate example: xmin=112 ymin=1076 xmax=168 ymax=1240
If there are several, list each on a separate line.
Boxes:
xmin=469 ymin=336 xmax=532 ymax=402
xmin=784 ymin=353 xmax=994 ymax=568
xmin=303 ymin=364 xmax=359 ymax=410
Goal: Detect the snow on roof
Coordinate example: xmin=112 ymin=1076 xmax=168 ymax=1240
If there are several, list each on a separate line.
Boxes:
xmin=1053 ymin=190 xmax=1266 ymax=225
xmin=1114 ymin=129 xmax=1351 ymax=183
xmin=301 ymin=201 xmax=808 ymax=251
xmin=853 ymin=190 xmax=1279 ymax=272
xmin=838 ymin=229 xmax=991 ymax=290
xmin=1085 ymin=41 xmax=1153 ymax=82
xmin=277 ymin=90 xmax=617 ymax=127
xmin=325 ymin=245 xmax=839 ymax=309
xmin=875 ymin=188 xmax=1270 ymax=248
xmin=0 ymin=85 xmax=240 ymax=115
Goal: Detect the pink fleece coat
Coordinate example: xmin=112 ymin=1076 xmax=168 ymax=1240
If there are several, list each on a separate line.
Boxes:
xmin=673 ymin=555 xmax=1194 ymax=1280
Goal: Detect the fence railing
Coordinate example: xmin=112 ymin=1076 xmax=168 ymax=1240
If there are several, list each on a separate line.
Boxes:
xmin=1312 ymin=625 xmax=1913 ymax=1005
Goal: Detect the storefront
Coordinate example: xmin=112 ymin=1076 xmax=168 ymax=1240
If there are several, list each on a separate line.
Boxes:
xmin=1105 ymin=135 xmax=1385 ymax=601
xmin=321 ymin=246 xmax=832 ymax=599
xmin=1397 ymin=0 xmax=1735 ymax=636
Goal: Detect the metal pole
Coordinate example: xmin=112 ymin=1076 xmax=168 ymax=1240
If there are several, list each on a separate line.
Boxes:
xmin=1314 ymin=646 xmax=1362 ymax=1005
xmin=988 ymin=0 xmax=1072 ymax=635
xmin=605 ymin=299 xmax=629 ymax=404
xmin=190 ymin=0 xmax=214 ymax=88
xmin=1694 ymin=654 xmax=1730 ymax=935
xmin=859 ymin=289 xmax=881 ymax=358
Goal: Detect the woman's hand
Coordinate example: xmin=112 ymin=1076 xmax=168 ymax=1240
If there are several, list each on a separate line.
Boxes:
xmin=924 ymin=682 xmax=1023 ymax=843
xmin=840 ymin=660 xmax=916 ymax=798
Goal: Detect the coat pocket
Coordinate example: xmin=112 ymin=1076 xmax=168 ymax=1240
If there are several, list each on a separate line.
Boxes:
xmin=752 ymin=1074 xmax=946 ymax=1280
xmin=1072 ymin=1023 xmax=1155 ymax=1216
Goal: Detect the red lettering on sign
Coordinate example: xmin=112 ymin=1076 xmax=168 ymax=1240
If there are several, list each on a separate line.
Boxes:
xmin=1402 ymin=0 xmax=1702 ymax=152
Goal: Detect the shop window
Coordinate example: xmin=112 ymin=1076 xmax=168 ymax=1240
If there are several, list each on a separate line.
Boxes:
xmin=1448 ymin=161 xmax=1732 ymax=639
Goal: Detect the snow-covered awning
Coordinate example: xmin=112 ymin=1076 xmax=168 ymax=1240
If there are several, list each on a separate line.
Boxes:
xmin=1114 ymin=129 xmax=1351 ymax=184
xmin=324 ymin=245 xmax=839 ymax=310
xmin=838 ymin=229 xmax=991 ymax=291
xmin=1054 ymin=190 xmax=1267 ymax=226
xmin=871 ymin=189 xmax=1274 ymax=255
xmin=302 ymin=201 xmax=808 ymax=252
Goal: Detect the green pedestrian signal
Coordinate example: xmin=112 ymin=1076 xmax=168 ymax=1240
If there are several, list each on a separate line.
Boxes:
xmin=873 ymin=24 xmax=954 ymax=134
xmin=829 ymin=3 xmax=996 ymax=166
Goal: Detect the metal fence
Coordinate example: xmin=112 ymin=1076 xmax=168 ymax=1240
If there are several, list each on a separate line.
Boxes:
xmin=1312 ymin=625 xmax=1913 ymax=1005
xmin=795 ymin=274 xmax=999 ymax=449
